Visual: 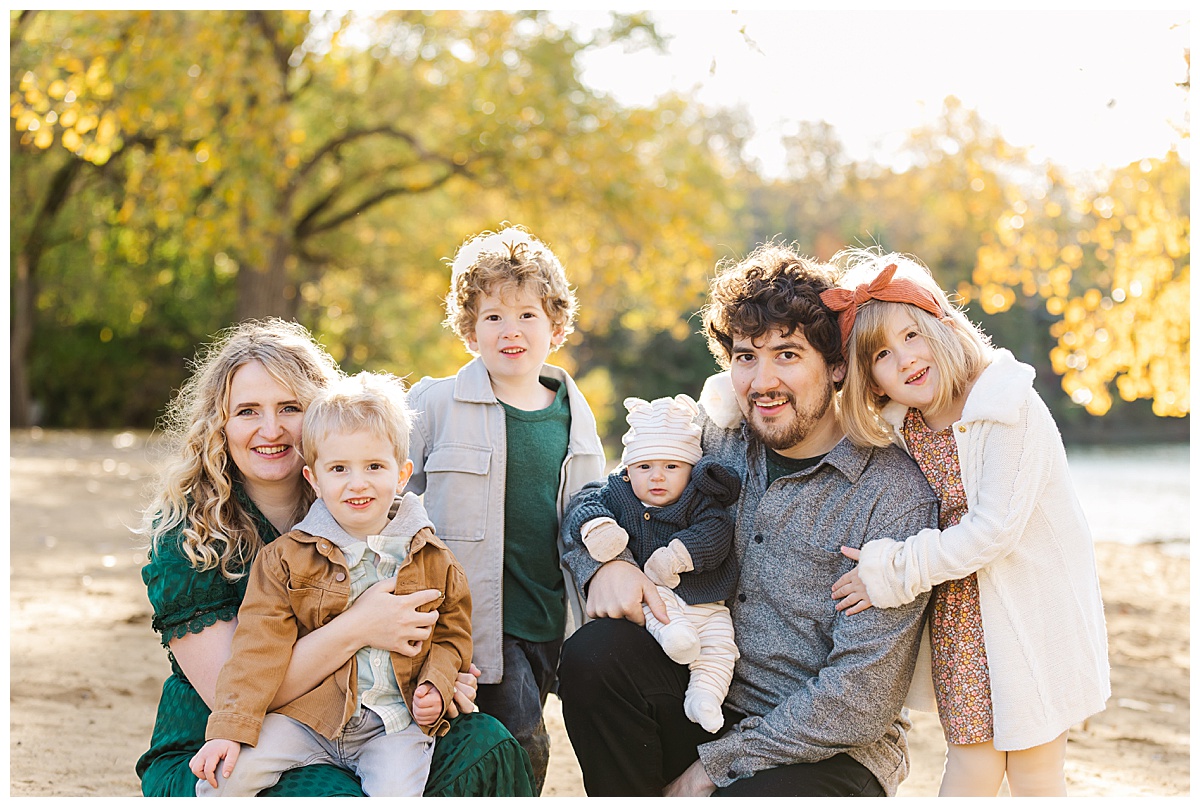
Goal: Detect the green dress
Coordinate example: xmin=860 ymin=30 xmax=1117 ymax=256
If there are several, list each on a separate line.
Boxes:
xmin=137 ymin=485 xmax=535 ymax=797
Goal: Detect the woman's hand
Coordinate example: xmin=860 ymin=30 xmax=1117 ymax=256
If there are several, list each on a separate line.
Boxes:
xmin=832 ymin=546 xmax=873 ymax=614
xmin=343 ymin=579 xmax=442 ymax=656
xmin=663 ymin=759 xmax=716 ymax=797
xmin=272 ymin=582 xmax=441 ymax=709
xmin=444 ymin=664 xmax=481 ymax=718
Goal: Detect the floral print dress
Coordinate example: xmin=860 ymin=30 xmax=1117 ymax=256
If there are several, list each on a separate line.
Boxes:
xmin=902 ymin=408 xmax=994 ymax=745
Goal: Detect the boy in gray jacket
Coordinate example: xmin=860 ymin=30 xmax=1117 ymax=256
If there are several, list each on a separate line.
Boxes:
xmin=406 ymin=225 xmax=605 ymax=793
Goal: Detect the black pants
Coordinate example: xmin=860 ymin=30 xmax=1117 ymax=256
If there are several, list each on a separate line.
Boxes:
xmin=474 ymin=633 xmax=563 ymax=795
xmin=557 ymin=618 xmax=885 ymax=797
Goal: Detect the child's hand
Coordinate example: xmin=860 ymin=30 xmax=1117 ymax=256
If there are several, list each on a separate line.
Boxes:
xmin=189 ymin=738 xmax=241 ymax=789
xmin=412 ymin=681 xmax=445 ymax=726
xmin=832 ymin=546 xmax=873 ymax=614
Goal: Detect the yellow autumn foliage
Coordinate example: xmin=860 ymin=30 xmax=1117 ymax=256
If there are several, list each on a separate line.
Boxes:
xmin=975 ymin=151 xmax=1189 ymax=416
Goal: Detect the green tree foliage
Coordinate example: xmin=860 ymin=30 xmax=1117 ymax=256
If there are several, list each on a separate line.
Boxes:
xmin=9 ymin=11 xmax=1188 ymax=441
xmin=10 ymin=10 xmax=733 ymax=428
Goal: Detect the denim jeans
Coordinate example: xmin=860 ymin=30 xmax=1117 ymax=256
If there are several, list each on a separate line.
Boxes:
xmin=474 ymin=633 xmax=563 ymax=795
xmin=196 ymin=709 xmax=433 ymax=797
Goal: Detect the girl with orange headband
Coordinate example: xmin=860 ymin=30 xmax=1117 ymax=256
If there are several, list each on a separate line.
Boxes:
xmin=822 ymin=249 xmax=1110 ymax=796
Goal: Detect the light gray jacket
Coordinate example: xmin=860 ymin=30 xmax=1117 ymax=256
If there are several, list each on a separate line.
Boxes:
xmin=694 ymin=373 xmax=938 ymax=795
xmin=407 ymin=356 xmax=606 ymax=684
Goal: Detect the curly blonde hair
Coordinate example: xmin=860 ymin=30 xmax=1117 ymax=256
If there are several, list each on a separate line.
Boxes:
xmin=832 ymin=248 xmax=993 ymax=447
xmin=442 ymin=224 xmax=577 ymax=352
xmin=140 ymin=319 xmax=342 ymax=579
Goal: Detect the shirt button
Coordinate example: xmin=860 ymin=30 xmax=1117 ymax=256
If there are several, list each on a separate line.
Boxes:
xmin=738 ymin=593 xmax=746 ymax=603
xmin=643 ymin=512 xmax=651 ymax=521
xmin=754 ymin=534 xmax=763 ymax=544
xmin=335 ymin=572 xmax=346 ymax=582
xmin=372 ymin=658 xmax=381 ymax=667
xmin=957 ymin=425 xmax=966 ymax=432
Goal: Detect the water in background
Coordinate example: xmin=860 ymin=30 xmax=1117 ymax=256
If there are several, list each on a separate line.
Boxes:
xmin=1066 ymin=443 xmax=1190 ymax=555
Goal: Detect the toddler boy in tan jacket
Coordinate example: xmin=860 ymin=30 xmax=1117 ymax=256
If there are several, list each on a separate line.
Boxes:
xmin=189 ymin=372 xmax=472 ymax=796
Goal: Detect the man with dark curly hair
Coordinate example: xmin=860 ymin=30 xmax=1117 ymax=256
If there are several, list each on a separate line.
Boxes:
xmin=558 ymin=241 xmax=939 ymax=797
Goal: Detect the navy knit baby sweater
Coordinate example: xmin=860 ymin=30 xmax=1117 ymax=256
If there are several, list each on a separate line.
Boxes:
xmin=563 ymin=456 xmax=740 ymax=605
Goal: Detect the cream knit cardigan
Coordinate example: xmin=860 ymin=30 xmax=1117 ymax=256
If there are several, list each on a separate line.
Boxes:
xmin=858 ymin=349 xmax=1111 ymax=750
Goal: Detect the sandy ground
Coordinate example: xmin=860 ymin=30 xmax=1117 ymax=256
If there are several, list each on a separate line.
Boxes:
xmin=7 ymin=429 xmax=1190 ymax=797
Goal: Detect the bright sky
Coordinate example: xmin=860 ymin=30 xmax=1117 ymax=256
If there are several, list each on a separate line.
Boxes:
xmin=552 ymin=8 xmax=1191 ymax=178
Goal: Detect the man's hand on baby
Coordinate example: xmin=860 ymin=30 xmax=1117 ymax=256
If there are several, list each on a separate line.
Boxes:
xmin=190 ymin=738 xmax=241 ymax=789
xmin=582 ymin=519 xmax=630 ymax=562
xmin=832 ymin=546 xmax=873 ymax=614
xmin=644 ymin=539 xmax=695 ymax=589
xmin=412 ymin=682 xmax=445 ymax=726
xmin=585 ymin=560 xmax=669 ymax=625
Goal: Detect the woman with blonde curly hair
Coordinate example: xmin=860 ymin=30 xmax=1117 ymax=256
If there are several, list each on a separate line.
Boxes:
xmin=137 ymin=318 xmax=535 ymax=797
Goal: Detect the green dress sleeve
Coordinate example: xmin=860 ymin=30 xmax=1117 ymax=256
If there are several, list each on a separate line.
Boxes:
xmin=143 ymin=487 xmax=276 ymax=648
xmin=142 ymin=520 xmax=247 ymax=649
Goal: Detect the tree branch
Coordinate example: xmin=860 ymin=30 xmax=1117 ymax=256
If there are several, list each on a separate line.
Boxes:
xmin=248 ymin=10 xmax=296 ymax=102
xmin=10 ymin=10 xmax=38 ymax=50
xmin=298 ymin=168 xmax=462 ymax=239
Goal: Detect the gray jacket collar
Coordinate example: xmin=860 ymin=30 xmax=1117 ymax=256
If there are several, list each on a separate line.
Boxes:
xmin=451 ymin=355 xmax=603 ymax=457
xmin=452 ymin=356 xmax=502 ymax=404
xmin=294 ymin=492 xmax=434 ymax=552
xmin=452 ymin=355 xmax=574 ymax=404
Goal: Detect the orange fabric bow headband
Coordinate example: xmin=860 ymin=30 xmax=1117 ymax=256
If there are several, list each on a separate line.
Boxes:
xmin=819 ymin=264 xmax=945 ymax=348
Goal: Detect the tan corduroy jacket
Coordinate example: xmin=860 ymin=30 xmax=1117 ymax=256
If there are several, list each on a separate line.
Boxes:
xmin=205 ymin=507 xmax=472 ymax=746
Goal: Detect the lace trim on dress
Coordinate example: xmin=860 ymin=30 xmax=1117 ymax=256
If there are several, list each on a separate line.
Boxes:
xmin=153 ymin=601 xmax=240 ymax=647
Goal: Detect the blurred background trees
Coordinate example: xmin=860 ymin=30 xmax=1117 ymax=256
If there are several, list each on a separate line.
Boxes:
xmin=9 ymin=10 xmax=1189 ymax=449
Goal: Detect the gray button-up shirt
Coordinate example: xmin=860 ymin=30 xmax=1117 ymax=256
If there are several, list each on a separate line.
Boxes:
xmin=696 ymin=410 xmax=937 ymax=796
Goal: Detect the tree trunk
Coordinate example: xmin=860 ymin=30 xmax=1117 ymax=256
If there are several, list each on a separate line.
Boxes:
xmin=10 ymin=155 xmax=84 ymax=427
xmin=11 ymin=252 xmax=35 ymax=427
xmin=234 ymin=232 xmax=299 ymax=322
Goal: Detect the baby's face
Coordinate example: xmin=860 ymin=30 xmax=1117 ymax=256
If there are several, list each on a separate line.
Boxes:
xmin=627 ymin=459 xmax=693 ymax=507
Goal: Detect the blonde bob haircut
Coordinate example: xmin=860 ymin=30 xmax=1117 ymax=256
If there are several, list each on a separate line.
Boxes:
xmin=443 ymin=224 xmax=577 ymax=352
xmin=833 ymin=248 xmax=993 ymax=448
xmin=302 ymin=371 xmax=412 ymax=468
xmin=141 ymin=319 xmax=342 ymax=579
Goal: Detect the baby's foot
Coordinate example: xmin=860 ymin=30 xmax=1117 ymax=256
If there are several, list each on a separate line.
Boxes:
xmin=658 ymin=622 xmax=701 ymax=664
xmin=685 ymin=691 xmax=724 ymax=733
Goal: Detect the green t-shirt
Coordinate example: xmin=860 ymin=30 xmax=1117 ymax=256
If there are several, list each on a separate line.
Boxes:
xmin=765 ymin=447 xmax=826 ymax=487
xmin=499 ymin=378 xmax=571 ymax=642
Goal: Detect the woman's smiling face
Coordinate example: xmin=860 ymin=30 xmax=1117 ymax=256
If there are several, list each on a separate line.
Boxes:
xmin=223 ymin=360 xmax=307 ymax=493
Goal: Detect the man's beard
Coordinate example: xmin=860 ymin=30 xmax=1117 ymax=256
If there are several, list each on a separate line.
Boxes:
xmin=744 ymin=375 xmax=835 ymax=452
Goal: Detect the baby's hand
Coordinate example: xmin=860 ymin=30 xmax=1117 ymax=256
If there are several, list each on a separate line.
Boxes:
xmin=644 ymin=539 xmax=694 ymax=589
xmin=412 ymin=681 xmax=445 ymax=726
xmin=832 ymin=546 xmax=873 ymax=615
xmin=190 ymin=738 xmax=241 ymax=789
xmin=582 ymin=519 xmax=629 ymax=563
